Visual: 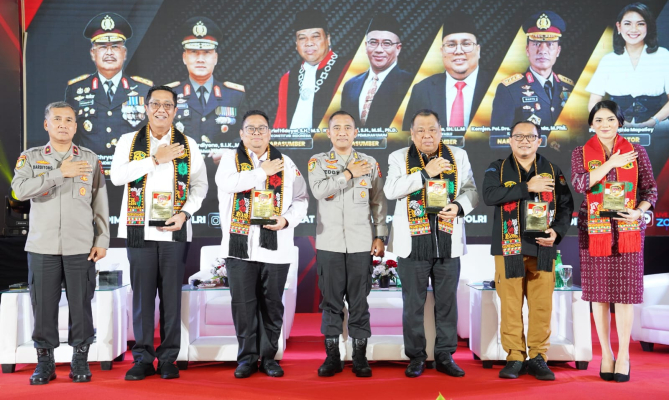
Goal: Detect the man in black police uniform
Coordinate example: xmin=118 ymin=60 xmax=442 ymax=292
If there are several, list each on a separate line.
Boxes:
xmin=167 ymin=16 xmax=245 ymax=157
xmin=491 ymin=11 xmax=574 ymax=130
xmin=65 ymin=12 xmax=152 ymax=174
xmin=340 ymin=13 xmax=412 ymax=128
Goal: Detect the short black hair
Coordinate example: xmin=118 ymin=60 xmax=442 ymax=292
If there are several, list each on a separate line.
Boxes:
xmin=410 ymin=109 xmax=440 ymax=128
xmin=328 ymin=110 xmax=356 ymax=127
xmin=242 ymin=109 xmax=270 ymax=126
xmin=589 ymin=100 xmax=625 ymax=127
xmin=147 ymin=85 xmax=177 ymax=105
xmin=614 ymin=2 xmax=658 ymax=55
xmin=510 ymin=120 xmax=541 ymax=135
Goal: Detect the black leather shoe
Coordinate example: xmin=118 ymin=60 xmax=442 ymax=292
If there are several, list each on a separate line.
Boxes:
xmin=157 ymin=361 xmax=180 ymax=379
xmin=351 ymin=338 xmax=372 ymax=378
xmin=69 ymin=344 xmax=92 ymax=383
xmin=599 ymin=359 xmax=615 ymax=381
xmin=527 ymin=355 xmax=555 ymax=381
xmin=234 ymin=362 xmax=258 ymax=378
xmin=405 ymin=360 xmax=426 ymax=378
xmin=499 ymin=361 xmax=527 ymax=379
xmin=30 ymin=348 xmax=56 ymax=385
xmin=434 ymin=355 xmax=465 ymax=377
xmin=318 ymin=337 xmax=344 ymax=377
xmin=259 ymin=359 xmax=284 ymax=377
xmin=125 ymin=362 xmax=156 ymax=381
xmin=614 ymin=363 xmax=630 ymax=383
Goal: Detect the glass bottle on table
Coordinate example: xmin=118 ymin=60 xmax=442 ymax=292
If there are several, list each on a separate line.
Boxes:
xmin=554 ymin=250 xmax=564 ymax=289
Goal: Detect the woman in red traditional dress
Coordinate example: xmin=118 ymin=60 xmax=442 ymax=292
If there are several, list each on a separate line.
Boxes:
xmin=571 ymin=100 xmax=657 ymax=383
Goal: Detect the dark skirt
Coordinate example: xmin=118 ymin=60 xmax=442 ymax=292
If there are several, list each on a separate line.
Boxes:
xmin=578 ymin=227 xmax=645 ymax=304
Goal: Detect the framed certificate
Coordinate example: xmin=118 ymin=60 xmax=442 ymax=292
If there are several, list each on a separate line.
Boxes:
xmin=250 ymin=189 xmax=277 ymax=225
xmin=524 ymin=201 xmax=549 ymax=232
xmin=149 ymin=191 xmax=174 ymax=227
xmin=425 ymin=179 xmax=450 ymax=214
xmin=600 ymin=181 xmax=627 ymax=218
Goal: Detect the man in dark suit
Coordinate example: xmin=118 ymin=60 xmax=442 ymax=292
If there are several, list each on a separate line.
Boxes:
xmin=168 ymin=17 xmax=245 ymax=156
xmin=341 ymin=13 xmax=412 ymax=128
xmin=65 ymin=12 xmax=152 ymax=176
xmin=491 ymin=11 xmax=574 ymax=130
xmin=403 ymin=11 xmax=490 ymax=131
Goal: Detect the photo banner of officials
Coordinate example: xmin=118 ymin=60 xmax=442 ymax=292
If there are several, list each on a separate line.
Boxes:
xmin=23 ymin=0 xmax=669 ymax=238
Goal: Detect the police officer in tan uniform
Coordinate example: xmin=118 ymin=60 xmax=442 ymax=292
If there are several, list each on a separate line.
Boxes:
xmin=12 ymin=101 xmax=110 ymax=385
xmin=308 ymin=110 xmax=387 ymax=378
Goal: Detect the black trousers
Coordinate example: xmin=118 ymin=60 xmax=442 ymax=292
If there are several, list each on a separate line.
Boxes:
xmin=127 ymin=240 xmax=188 ymax=364
xmin=397 ymin=256 xmax=460 ymax=362
xmin=226 ymin=258 xmax=289 ymax=365
xmin=317 ymin=250 xmax=372 ymax=339
xmin=27 ymin=252 xmax=95 ymax=349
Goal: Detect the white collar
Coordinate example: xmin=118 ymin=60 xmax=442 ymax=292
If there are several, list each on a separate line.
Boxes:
xmin=445 ymin=67 xmax=479 ymax=88
xmin=367 ymin=61 xmax=397 ymax=83
xmin=529 ymin=67 xmax=553 ymax=87
xmin=99 ymin=71 xmax=123 ymax=89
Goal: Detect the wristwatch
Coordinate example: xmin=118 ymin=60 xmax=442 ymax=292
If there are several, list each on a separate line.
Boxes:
xmin=180 ymin=211 xmax=192 ymax=221
xmin=652 ymin=116 xmax=661 ymax=126
xmin=374 ymin=236 xmax=387 ymax=243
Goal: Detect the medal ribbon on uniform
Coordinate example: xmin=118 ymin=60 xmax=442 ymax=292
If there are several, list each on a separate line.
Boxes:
xmin=405 ymin=142 xmax=458 ymax=261
xmin=228 ymin=141 xmax=285 ymax=259
xmin=499 ymin=153 xmax=557 ymax=278
xmin=583 ymin=134 xmax=640 ymax=257
xmin=126 ymin=123 xmax=191 ymax=247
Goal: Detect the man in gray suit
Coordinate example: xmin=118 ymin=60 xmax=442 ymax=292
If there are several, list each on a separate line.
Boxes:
xmin=384 ymin=109 xmax=478 ymax=378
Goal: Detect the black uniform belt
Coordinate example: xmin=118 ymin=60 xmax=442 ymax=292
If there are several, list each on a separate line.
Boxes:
xmin=610 ymin=94 xmax=666 ymax=122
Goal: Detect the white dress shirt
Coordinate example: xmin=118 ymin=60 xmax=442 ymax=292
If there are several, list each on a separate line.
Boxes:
xmin=290 ymin=62 xmax=318 ymax=129
xmin=445 ymin=67 xmax=478 ymax=127
xmin=586 ymin=45 xmax=669 ymax=97
xmin=110 ymin=129 xmax=208 ymax=241
xmin=529 ymin=66 xmax=554 ymax=90
xmin=216 ymin=148 xmax=309 ymax=264
xmin=99 ymin=71 xmax=122 ymax=96
xmin=358 ymin=62 xmax=397 ymax=119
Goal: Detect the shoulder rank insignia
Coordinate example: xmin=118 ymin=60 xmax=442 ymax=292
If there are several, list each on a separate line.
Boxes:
xmin=557 ymin=74 xmax=574 ymax=86
xmin=131 ymin=76 xmax=154 ymax=86
xmin=501 ymin=73 xmax=523 ymax=86
xmin=165 ymin=81 xmax=181 ymax=88
xmin=68 ymin=74 xmax=90 ymax=86
xmin=223 ymin=81 xmax=245 ymax=92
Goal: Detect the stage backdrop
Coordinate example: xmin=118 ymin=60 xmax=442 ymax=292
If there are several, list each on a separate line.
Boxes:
xmin=20 ymin=0 xmax=669 ymax=309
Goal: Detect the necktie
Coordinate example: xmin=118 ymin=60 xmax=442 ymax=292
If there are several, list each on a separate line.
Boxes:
xmin=105 ymin=81 xmax=114 ymax=104
xmin=449 ymin=81 xmax=466 ymax=127
xmin=198 ymin=86 xmax=207 ymax=109
xmin=544 ymin=80 xmax=552 ymax=101
xmin=360 ymin=75 xmax=378 ymax=126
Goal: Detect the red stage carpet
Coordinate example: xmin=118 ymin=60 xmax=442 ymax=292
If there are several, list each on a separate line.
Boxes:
xmin=2 ymin=313 xmax=667 ymax=399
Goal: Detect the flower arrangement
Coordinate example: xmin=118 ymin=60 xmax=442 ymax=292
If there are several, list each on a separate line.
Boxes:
xmin=209 ymin=257 xmax=228 ymax=286
xmin=372 ymin=258 xmax=399 ymax=287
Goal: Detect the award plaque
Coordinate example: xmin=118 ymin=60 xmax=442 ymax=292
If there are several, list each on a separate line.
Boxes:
xmin=250 ymin=189 xmax=277 ymax=225
xmin=524 ymin=201 xmax=549 ymax=233
xmin=149 ymin=191 xmax=174 ymax=227
xmin=600 ymin=181 xmax=627 ymax=218
xmin=425 ymin=179 xmax=450 ymax=214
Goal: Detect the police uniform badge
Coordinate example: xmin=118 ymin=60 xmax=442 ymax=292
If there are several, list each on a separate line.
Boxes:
xmin=122 ymin=95 xmax=146 ymax=128
xmin=15 ymin=155 xmax=26 ymax=169
xmin=308 ymin=158 xmax=317 ymax=172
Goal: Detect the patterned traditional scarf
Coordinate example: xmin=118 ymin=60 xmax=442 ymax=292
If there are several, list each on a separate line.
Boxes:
xmin=127 ymin=124 xmax=190 ymax=248
xmin=405 ymin=142 xmax=458 ymax=261
xmin=583 ymin=134 xmax=640 ymax=257
xmin=499 ymin=153 xmax=557 ymax=278
xmin=228 ymin=142 xmax=285 ymax=259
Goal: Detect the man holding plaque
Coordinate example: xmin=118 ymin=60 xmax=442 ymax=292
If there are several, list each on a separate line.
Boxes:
xmin=216 ymin=110 xmax=309 ymax=378
xmin=110 ymin=85 xmax=208 ymax=380
xmin=482 ymin=121 xmax=573 ymax=380
xmin=308 ymin=110 xmax=387 ymax=377
xmin=384 ymin=109 xmax=478 ymax=378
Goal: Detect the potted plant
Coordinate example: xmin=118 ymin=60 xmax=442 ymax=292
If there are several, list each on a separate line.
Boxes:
xmin=372 ymin=258 xmax=399 ymax=288
xmin=210 ymin=257 xmax=228 ymax=287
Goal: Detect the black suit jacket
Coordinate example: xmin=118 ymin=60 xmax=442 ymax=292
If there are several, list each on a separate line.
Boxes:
xmin=403 ymin=69 xmax=491 ymax=131
xmin=340 ymin=65 xmax=413 ymax=128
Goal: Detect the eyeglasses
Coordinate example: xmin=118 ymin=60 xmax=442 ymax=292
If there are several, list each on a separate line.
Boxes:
xmin=148 ymin=102 xmax=175 ymax=111
xmin=511 ymin=134 xmax=539 ymax=142
xmin=441 ymin=41 xmax=477 ymax=53
xmin=366 ymin=39 xmax=400 ymax=49
xmin=244 ymin=126 xmax=269 ymax=135
xmin=93 ymin=44 xmax=124 ymax=53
